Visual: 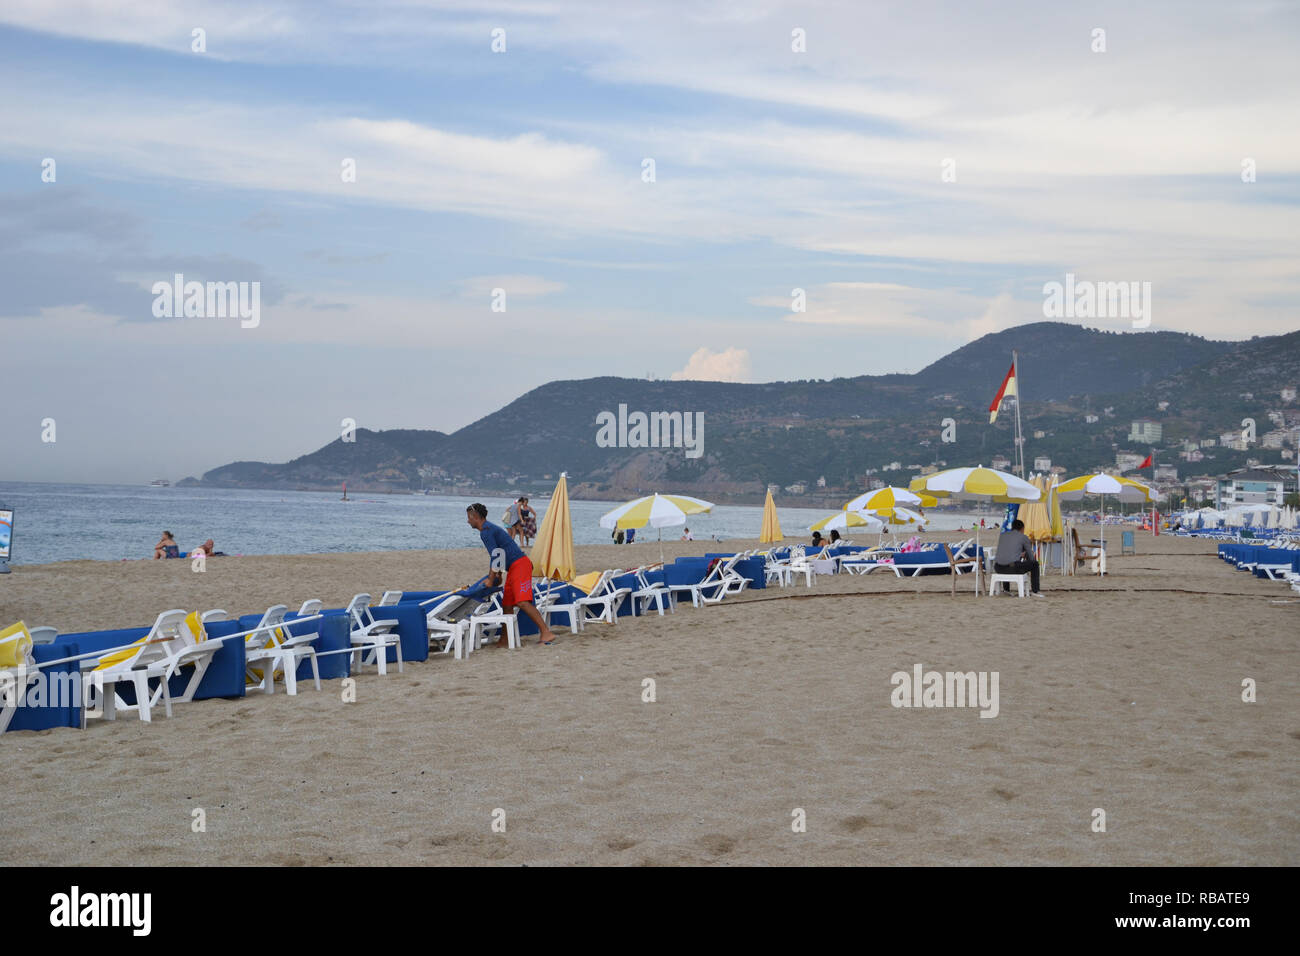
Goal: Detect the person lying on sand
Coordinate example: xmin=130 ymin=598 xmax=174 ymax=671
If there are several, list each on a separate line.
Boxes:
xmin=466 ymin=503 xmax=557 ymax=647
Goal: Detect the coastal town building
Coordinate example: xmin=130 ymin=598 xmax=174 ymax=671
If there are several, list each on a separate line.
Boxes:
xmin=1033 ymin=456 xmax=1051 ymax=471
xmin=1129 ymin=420 xmax=1163 ymax=443
xmin=1215 ymin=467 xmax=1298 ymax=508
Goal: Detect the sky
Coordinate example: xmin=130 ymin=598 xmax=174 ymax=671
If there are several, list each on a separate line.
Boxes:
xmin=2 ymin=0 xmax=1298 ymax=484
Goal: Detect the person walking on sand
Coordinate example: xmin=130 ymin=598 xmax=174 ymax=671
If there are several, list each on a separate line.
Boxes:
xmin=466 ymin=503 xmax=556 ymax=646
xmin=518 ymin=496 xmax=538 ymax=547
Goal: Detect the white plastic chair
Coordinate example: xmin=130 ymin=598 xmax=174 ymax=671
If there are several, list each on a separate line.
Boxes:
xmin=630 ymin=567 xmax=673 ymax=616
xmin=245 ymin=604 xmax=322 ymax=695
xmin=345 ymin=594 xmax=404 ymax=676
xmin=82 ymin=610 xmax=217 ymax=723
xmin=467 ymin=594 xmax=519 ymax=652
xmin=421 ymin=592 xmax=472 ymax=660
xmin=1 ymin=630 xmax=40 ymax=733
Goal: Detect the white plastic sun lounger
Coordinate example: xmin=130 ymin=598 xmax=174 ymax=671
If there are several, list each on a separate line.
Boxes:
xmin=81 ymin=609 xmax=219 ymax=723
xmin=345 ymin=594 xmax=404 ymax=676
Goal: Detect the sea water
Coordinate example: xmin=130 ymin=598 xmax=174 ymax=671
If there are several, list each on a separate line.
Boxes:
xmin=0 ymin=482 xmax=988 ymax=566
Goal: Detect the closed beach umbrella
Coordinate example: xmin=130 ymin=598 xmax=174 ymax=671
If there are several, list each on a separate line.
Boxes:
xmin=910 ymin=466 xmax=1041 ymax=591
xmin=842 ymin=486 xmax=937 ymax=512
xmin=809 ymin=510 xmax=885 ymax=533
xmin=530 ymin=473 xmax=575 ymax=582
xmin=760 ymin=488 xmax=783 ymax=543
xmin=1056 ymin=473 xmax=1153 ymax=569
xmin=1020 ymin=475 xmax=1054 ymax=544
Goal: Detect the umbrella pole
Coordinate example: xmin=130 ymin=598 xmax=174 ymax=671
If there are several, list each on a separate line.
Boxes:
xmin=659 ymin=526 xmax=664 ymax=567
xmin=1100 ymin=497 xmax=1106 ymax=576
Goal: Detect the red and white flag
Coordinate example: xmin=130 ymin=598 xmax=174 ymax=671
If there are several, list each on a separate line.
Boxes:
xmin=988 ymin=363 xmax=1017 ymax=423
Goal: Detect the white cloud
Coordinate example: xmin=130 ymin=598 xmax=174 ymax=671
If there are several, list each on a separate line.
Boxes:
xmin=455 ymin=274 xmax=566 ymax=299
xmin=670 ymin=347 xmax=752 ymax=383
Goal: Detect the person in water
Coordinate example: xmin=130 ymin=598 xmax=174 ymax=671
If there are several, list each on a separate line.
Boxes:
xmin=466 ymin=503 xmax=556 ymax=646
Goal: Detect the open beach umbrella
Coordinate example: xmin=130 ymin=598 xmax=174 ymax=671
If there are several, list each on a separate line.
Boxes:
xmin=600 ymin=492 xmax=714 ymax=563
xmin=530 ymin=473 xmax=575 ymax=582
xmin=809 ymin=509 xmax=885 ymax=533
xmin=759 ymin=488 xmax=783 ymax=544
xmin=1057 ymin=473 xmax=1153 ymax=570
xmin=842 ymin=486 xmax=937 ymax=513
xmin=910 ymin=466 xmax=1041 ymax=591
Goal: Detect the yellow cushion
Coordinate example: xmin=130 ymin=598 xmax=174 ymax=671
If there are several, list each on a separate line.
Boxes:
xmin=0 ymin=621 xmax=34 ymax=668
xmin=571 ymin=571 xmax=602 ymax=595
xmin=184 ymin=611 xmax=207 ymax=643
xmin=93 ymin=636 xmax=147 ymax=671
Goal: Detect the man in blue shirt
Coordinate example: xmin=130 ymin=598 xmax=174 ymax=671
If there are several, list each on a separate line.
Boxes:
xmin=466 ymin=503 xmax=556 ymax=645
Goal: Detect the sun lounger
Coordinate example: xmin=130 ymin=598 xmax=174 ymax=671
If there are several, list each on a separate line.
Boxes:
xmin=81 ymin=610 xmax=219 ymax=723
xmin=345 ymin=594 xmax=404 ymax=676
xmin=244 ymin=604 xmax=322 ymax=695
xmin=1 ymin=624 xmax=41 ymax=734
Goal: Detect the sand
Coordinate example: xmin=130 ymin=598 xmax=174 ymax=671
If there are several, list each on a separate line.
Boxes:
xmin=2 ymin=532 xmax=1297 ymax=866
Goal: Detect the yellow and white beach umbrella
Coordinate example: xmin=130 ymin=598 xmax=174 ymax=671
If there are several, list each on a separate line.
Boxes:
xmin=1057 ymin=473 xmax=1153 ymax=568
xmin=600 ymin=492 xmax=714 ymax=562
xmin=530 ymin=473 xmax=575 ymax=582
xmin=809 ymin=510 xmax=885 ymax=533
xmin=599 ymin=493 xmax=714 ymax=530
xmin=842 ymin=486 xmax=937 ymax=513
xmin=759 ymin=488 xmax=783 ymax=543
xmin=877 ymin=505 xmax=927 ymax=527
xmin=910 ymin=466 xmax=1041 ymax=504
xmin=910 ymin=466 xmax=1041 ymax=590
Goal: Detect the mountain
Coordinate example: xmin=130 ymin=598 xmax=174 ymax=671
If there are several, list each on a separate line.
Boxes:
xmin=193 ymin=323 xmax=1298 ymax=501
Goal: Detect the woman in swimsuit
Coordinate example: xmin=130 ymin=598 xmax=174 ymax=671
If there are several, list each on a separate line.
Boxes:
xmin=153 ymin=530 xmax=179 ymax=559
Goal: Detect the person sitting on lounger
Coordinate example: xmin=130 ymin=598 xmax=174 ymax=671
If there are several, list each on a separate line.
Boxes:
xmin=466 ymin=503 xmax=556 ymax=646
xmin=681 ymin=527 xmax=693 ymax=541
xmin=153 ymin=530 xmax=180 ymax=559
xmin=993 ymin=519 xmax=1044 ymax=597
xmin=829 ymin=530 xmax=842 ymax=545
xmin=810 ymin=531 xmax=825 ymax=549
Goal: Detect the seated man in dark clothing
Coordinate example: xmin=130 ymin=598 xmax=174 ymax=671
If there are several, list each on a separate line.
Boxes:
xmin=993 ymin=519 xmax=1044 ymax=597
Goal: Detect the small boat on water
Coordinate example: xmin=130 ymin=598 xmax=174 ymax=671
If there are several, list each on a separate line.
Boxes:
xmin=149 ymin=479 xmax=170 ymax=487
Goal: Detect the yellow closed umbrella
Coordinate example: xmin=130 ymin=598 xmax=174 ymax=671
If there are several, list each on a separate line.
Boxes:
xmin=759 ymin=489 xmax=783 ymax=543
xmin=1021 ymin=475 xmax=1054 ymax=544
xmin=530 ymin=473 xmax=575 ymax=582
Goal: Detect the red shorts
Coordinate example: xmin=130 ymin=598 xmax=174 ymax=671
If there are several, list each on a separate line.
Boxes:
xmin=502 ymin=556 xmax=534 ymax=609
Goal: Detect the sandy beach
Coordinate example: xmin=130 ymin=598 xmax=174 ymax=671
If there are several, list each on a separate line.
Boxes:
xmin=2 ymin=532 xmax=1297 ymax=866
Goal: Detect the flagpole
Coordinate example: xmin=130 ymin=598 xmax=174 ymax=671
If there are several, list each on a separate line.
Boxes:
xmin=1012 ymin=349 xmax=1025 ymax=478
